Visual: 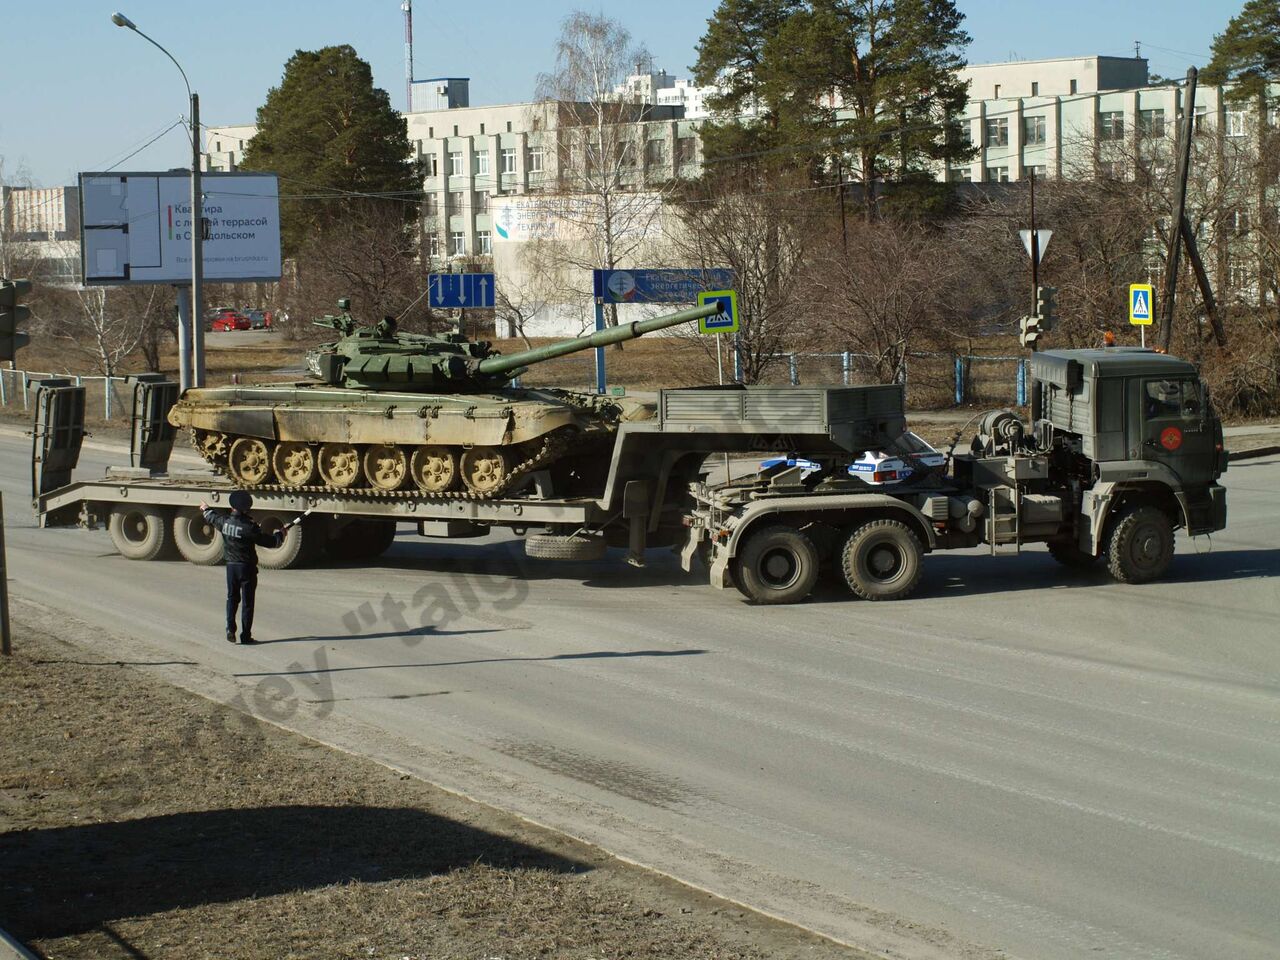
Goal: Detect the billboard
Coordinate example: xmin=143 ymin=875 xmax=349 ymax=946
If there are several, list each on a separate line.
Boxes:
xmin=592 ymin=268 xmax=736 ymax=304
xmin=78 ymin=171 xmax=282 ymax=285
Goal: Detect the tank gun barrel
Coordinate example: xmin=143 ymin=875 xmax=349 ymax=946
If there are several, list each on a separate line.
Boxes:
xmin=476 ymin=301 xmax=725 ymax=376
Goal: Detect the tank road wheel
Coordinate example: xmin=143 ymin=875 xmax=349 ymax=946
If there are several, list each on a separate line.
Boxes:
xmin=841 ymin=519 xmax=924 ymax=601
xmin=227 ymin=437 xmax=273 ymax=485
xmin=460 ymin=446 xmax=511 ymax=495
xmin=317 ymin=443 xmax=363 ymax=489
xmin=108 ymin=504 xmax=174 ymax=561
xmin=272 ymin=441 xmax=317 ymax=486
xmin=363 ymin=444 xmax=409 ymax=491
xmin=173 ymin=507 xmax=224 ymax=565
xmin=410 ymin=445 xmax=459 ymax=494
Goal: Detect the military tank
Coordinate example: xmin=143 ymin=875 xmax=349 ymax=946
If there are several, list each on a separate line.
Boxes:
xmin=167 ymin=298 xmax=724 ymax=498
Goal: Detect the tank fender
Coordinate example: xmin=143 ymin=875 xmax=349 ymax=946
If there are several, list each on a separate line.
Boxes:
xmin=721 ymin=494 xmax=937 ymax=560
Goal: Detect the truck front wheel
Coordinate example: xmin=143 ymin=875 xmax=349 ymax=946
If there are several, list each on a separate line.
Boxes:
xmin=734 ymin=525 xmax=820 ymax=604
xmin=1105 ymin=505 xmax=1174 ymax=584
xmin=841 ymin=519 xmax=924 ymax=601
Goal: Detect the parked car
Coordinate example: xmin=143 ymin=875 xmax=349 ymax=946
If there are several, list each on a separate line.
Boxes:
xmin=245 ymin=309 xmax=271 ymax=330
xmin=209 ymin=309 xmax=250 ymax=332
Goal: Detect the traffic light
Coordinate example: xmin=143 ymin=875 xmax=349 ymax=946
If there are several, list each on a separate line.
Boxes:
xmin=0 ymin=278 xmax=32 ymax=362
xmin=1035 ymin=285 xmax=1057 ymax=329
xmin=1019 ymin=314 xmax=1042 ymax=348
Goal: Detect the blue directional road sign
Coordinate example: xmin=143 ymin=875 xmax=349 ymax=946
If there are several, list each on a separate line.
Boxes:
xmin=593 ymin=268 xmax=735 ymax=304
xmin=428 ymin=272 xmax=495 ymax=309
xmin=697 ymin=290 xmax=739 ymax=335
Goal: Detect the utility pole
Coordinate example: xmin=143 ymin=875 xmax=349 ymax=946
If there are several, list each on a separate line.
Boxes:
xmin=836 ymin=154 xmax=848 ymax=254
xmin=190 ymin=91 xmax=206 ymax=387
xmin=1028 ymin=170 xmax=1040 ymax=353
xmin=1160 ymin=66 xmax=1197 ymax=353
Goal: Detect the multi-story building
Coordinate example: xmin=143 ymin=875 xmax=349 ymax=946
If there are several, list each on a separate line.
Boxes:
xmin=1 ymin=185 xmax=81 ymax=283
xmin=207 ymin=84 xmax=704 ymax=264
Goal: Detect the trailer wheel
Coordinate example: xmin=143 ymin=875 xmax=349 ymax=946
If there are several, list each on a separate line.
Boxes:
xmin=525 ymin=533 xmax=608 ymax=562
xmin=841 ymin=519 xmax=923 ymax=601
xmin=325 ymin=519 xmax=397 ymax=561
xmin=734 ymin=525 xmax=820 ymax=605
xmin=108 ymin=504 xmax=174 ymax=561
xmin=173 ymin=507 xmax=224 ymax=565
xmin=1048 ymin=541 xmax=1099 ymax=570
xmin=1105 ymin=505 xmax=1174 ymax=584
xmin=256 ymin=512 xmax=315 ymax=569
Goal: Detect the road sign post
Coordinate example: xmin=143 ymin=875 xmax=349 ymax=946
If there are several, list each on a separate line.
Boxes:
xmin=1129 ymin=283 xmax=1154 ymax=348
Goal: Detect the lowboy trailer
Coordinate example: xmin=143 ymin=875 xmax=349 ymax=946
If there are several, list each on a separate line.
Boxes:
xmin=31 ymin=345 xmax=1227 ymax=604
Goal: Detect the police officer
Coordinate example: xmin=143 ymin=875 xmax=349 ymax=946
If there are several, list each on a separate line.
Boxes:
xmin=198 ymin=491 xmax=301 ymax=644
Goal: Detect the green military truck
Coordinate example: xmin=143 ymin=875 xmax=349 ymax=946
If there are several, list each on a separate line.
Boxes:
xmin=687 ymin=346 xmax=1228 ymax=602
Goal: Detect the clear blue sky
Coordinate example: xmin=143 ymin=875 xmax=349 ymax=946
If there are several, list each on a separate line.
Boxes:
xmin=0 ymin=0 xmax=1243 ymax=187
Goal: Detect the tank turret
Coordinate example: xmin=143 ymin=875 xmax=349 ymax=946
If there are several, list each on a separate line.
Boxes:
xmin=305 ymin=300 xmax=723 ymax=392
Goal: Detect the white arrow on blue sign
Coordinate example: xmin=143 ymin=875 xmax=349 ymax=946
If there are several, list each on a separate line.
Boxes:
xmin=427 ymin=273 xmax=495 ymax=309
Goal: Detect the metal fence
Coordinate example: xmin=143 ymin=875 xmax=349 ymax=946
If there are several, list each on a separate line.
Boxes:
xmin=0 ymin=368 xmax=134 ymax=422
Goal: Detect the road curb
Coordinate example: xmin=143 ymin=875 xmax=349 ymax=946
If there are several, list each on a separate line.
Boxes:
xmin=1228 ymin=444 xmax=1280 ymax=461
xmin=0 ymin=928 xmax=39 ymax=960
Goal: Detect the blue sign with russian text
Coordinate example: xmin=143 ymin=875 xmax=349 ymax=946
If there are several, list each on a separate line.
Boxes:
xmin=592 ymin=268 xmax=735 ymax=304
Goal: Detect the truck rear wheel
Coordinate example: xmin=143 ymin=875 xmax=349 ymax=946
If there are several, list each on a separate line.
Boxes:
xmin=734 ymin=525 xmax=819 ymax=604
xmin=173 ymin=507 xmax=224 ymax=565
xmin=1105 ymin=505 xmax=1174 ymax=584
xmin=256 ymin=511 xmax=315 ymax=569
xmin=108 ymin=504 xmax=174 ymax=561
xmin=841 ymin=519 xmax=923 ymax=601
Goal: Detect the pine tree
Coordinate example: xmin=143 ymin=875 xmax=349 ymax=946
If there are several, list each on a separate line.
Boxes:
xmin=694 ymin=0 xmax=973 ymax=218
xmin=1204 ymin=0 xmax=1280 ymax=104
xmin=240 ymin=45 xmax=418 ymax=257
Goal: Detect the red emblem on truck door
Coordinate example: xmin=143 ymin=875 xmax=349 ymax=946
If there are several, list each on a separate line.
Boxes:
xmin=1160 ymin=426 xmax=1183 ymax=451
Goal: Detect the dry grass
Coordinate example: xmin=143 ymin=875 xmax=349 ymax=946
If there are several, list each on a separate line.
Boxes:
xmin=0 ymin=620 xmax=863 ymax=960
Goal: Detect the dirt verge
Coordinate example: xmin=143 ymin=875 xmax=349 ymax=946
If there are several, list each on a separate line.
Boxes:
xmin=0 ymin=616 xmax=866 ymax=960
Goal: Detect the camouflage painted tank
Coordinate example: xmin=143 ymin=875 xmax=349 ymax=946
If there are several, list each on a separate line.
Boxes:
xmin=167 ymin=299 xmax=723 ymax=498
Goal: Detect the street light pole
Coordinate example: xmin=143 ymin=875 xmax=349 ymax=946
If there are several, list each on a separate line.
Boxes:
xmin=111 ymin=11 xmax=204 ymax=389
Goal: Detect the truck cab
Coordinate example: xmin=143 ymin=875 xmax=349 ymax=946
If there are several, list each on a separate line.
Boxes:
xmin=1031 ymin=347 xmax=1227 ymax=573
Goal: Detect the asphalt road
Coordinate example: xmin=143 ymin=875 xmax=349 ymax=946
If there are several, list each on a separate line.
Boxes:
xmin=4 ymin=429 xmax=1278 ymax=960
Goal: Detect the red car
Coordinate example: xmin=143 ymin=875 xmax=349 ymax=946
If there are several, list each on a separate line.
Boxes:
xmin=209 ymin=309 xmax=250 ymax=332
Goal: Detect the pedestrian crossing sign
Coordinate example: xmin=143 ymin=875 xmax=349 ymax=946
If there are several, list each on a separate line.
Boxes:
xmin=1129 ymin=283 xmax=1154 ymax=326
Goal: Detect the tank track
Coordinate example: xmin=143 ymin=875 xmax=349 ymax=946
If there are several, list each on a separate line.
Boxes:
xmin=190 ymin=429 xmax=572 ymax=501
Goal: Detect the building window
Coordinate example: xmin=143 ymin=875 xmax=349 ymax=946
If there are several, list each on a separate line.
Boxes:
xmin=985 ymin=166 xmax=1009 ymax=183
xmin=1229 ymin=209 xmax=1251 ymax=235
xmin=1022 ymin=115 xmax=1046 ymax=146
xmin=528 ymin=147 xmax=544 ymax=173
xmin=448 ymin=151 xmax=464 ymax=175
xmin=506 ymin=121 xmax=512 ymax=133
xmin=677 ymin=136 xmax=698 ymax=164
xmin=477 ymin=230 xmax=491 ymax=255
xmin=646 ymin=139 xmax=667 ymax=166
xmin=1098 ymin=159 xmax=1121 ymax=179
xmin=1226 ymin=109 xmax=1247 ymax=138
xmin=474 ymin=150 xmax=490 ymax=175
xmin=1099 ymin=111 xmax=1124 ymax=142
xmin=1139 ymin=108 xmax=1165 ymax=138
xmin=994 ymin=83 xmax=1002 ymax=98
xmin=452 ymin=125 xmax=458 ymax=136
xmin=479 ymin=123 xmax=486 ymax=135
xmin=1070 ymin=79 xmax=1078 ymax=95
xmin=423 ymin=194 xmax=439 ymax=216
xmin=501 ymin=147 xmax=517 ymax=174
xmin=616 ymin=141 xmax=638 ymax=168
xmin=215 ymin=140 xmax=221 ymax=151
xmin=423 ymin=153 xmax=439 ymax=177
xmin=948 ymin=168 xmax=971 ymax=182
xmin=448 ymin=190 xmax=465 ymax=211
xmin=1031 ymin=82 xmax=1039 ymax=96
xmin=428 ymin=233 xmax=441 ymax=258
xmin=474 ymin=191 xmax=489 ymax=212
xmin=1194 ymin=105 xmax=1209 ymax=134
xmin=984 ymin=117 xmax=1009 ymax=147
xmin=450 ymin=231 xmax=466 ymax=256
xmin=428 ymin=126 xmax=434 ymax=137
xmin=1026 ymin=165 xmax=1047 ymax=179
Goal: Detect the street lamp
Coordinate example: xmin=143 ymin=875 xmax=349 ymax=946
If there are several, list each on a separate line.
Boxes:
xmin=111 ymin=11 xmax=205 ymax=390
